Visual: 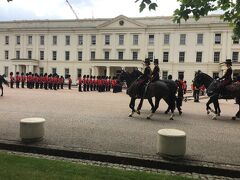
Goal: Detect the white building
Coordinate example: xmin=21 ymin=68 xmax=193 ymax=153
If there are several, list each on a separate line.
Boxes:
xmin=0 ymin=15 xmax=240 ymax=85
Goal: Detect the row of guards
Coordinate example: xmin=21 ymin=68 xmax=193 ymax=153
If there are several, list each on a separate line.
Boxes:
xmin=71 ymin=75 xmax=120 ymax=92
xmin=8 ymin=72 xmax=122 ymax=93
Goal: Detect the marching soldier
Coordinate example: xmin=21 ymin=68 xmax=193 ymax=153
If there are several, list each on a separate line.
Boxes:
xmin=93 ymin=76 xmax=97 ymax=91
xmin=39 ymin=74 xmax=44 ymax=89
xmin=9 ymin=72 xmax=14 ymax=88
xmin=15 ymin=72 xmax=20 ymax=88
xmin=20 ymin=72 xmax=26 ymax=88
xmin=60 ymin=76 xmax=64 ymax=89
xmin=68 ymin=75 xmax=72 ymax=90
xmin=43 ymin=73 xmax=48 ymax=90
xmin=89 ymin=76 xmax=93 ymax=91
xmin=83 ymin=75 xmax=87 ymax=92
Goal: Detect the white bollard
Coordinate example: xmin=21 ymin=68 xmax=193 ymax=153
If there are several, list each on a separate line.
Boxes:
xmin=20 ymin=117 xmax=46 ymax=142
xmin=157 ymin=129 xmax=186 ymax=158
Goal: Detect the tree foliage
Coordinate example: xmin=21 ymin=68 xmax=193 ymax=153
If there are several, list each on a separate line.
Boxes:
xmin=136 ymin=0 xmax=240 ymax=39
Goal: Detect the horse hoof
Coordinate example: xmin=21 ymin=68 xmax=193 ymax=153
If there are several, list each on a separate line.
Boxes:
xmin=128 ymin=114 xmax=133 ymax=117
xmin=179 ymin=111 xmax=182 ymax=115
xmin=232 ymin=117 xmax=236 ymax=120
xmin=136 ymin=110 xmax=140 ymax=115
xmin=217 ymin=113 xmax=220 ymax=116
xmin=147 ymin=117 xmax=151 ymax=119
xmin=207 ymin=111 xmax=210 ymax=115
xmin=212 ymin=117 xmax=217 ymax=120
xmin=164 ymin=111 xmax=168 ymax=114
xmin=169 ymin=118 xmax=174 ymax=120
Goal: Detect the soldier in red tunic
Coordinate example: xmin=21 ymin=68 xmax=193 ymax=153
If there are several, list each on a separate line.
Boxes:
xmin=83 ymin=75 xmax=86 ymax=92
xmin=15 ymin=72 xmax=20 ymax=88
xmin=60 ymin=76 xmax=64 ymax=89
xmin=93 ymin=76 xmax=97 ymax=91
xmin=78 ymin=74 xmax=82 ymax=92
xmin=9 ymin=72 xmax=14 ymax=88
xmin=86 ymin=75 xmax=90 ymax=91
xmin=20 ymin=72 xmax=26 ymax=88
xmin=89 ymin=76 xmax=93 ymax=91
xmin=43 ymin=73 xmax=48 ymax=90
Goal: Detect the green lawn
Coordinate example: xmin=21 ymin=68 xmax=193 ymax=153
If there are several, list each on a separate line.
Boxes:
xmin=0 ymin=152 xmax=192 ymax=180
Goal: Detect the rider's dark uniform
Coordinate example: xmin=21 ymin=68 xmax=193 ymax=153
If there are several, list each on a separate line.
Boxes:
xmin=219 ymin=59 xmax=232 ymax=91
xmin=138 ymin=58 xmax=151 ymax=97
xmin=151 ymin=59 xmax=160 ymax=82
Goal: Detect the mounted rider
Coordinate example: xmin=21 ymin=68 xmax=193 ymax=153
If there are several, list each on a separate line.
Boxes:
xmin=136 ymin=58 xmax=152 ymax=113
xmin=218 ymin=59 xmax=232 ymax=92
xmin=151 ymin=59 xmax=160 ymax=82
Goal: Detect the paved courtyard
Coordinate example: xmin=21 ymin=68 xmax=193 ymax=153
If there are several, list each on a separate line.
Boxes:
xmin=0 ymin=88 xmax=240 ymax=166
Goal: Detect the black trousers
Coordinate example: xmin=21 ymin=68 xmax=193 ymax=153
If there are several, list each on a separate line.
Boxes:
xmin=78 ymin=85 xmax=82 ymax=92
xmin=21 ymin=82 xmax=25 ymax=88
xmin=10 ymin=82 xmax=14 ymax=88
xmin=16 ymin=82 xmax=20 ymax=88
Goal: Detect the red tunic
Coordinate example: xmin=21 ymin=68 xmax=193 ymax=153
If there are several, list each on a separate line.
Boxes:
xmin=78 ymin=78 xmax=82 ymax=85
xmin=21 ymin=76 xmax=26 ymax=82
xmin=15 ymin=75 xmax=21 ymax=82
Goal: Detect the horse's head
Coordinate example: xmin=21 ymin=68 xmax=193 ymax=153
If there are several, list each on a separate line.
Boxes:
xmin=207 ymin=80 xmax=219 ymax=96
xmin=118 ymin=70 xmax=129 ymax=83
xmin=193 ymin=72 xmax=204 ymax=88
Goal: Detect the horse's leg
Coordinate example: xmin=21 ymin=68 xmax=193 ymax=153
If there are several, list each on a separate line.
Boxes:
xmin=206 ymin=98 xmax=213 ymax=114
xmin=147 ymin=98 xmax=154 ymax=112
xmin=169 ymin=96 xmax=176 ymax=120
xmin=129 ymin=97 xmax=136 ymax=117
xmin=136 ymin=98 xmax=144 ymax=114
xmin=147 ymin=97 xmax=160 ymax=119
xmin=216 ymin=99 xmax=221 ymax=116
xmin=1 ymin=87 xmax=3 ymax=96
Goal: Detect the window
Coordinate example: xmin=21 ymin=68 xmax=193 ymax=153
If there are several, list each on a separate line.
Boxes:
xmin=118 ymin=51 xmax=123 ymax=60
xmin=178 ymin=71 xmax=184 ymax=80
xmin=149 ymin=35 xmax=154 ymax=45
xmin=52 ymin=68 xmax=57 ymax=74
xmin=28 ymin=36 xmax=32 ymax=45
xmin=53 ymin=36 xmax=57 ymax=45
xmin=232 ymin=52 xmax=239 ymax=62
xmin=162 ymin=71 xmax=168 ymax=80
xmin=16 ymin=36 xmax=20 ymax=45
xmin=16 ymin=51 xmax=20 ymax=59
xmin=105 ymin=35 xmax=110 ymax=45
xmin=104 ymin=51 xmax=110 ymax=60
xmin=119 ymin=35 xmax=124 ymax=45
xmin=164 ymin=34 xmax=170 ymax=45
xmin=78 ymin=35 xmax=83 ymax=45
xmin=91 ymin=51 xmax=95 ymax=60
xmin=148 ymin=52 xmax=154 ymax=61
xmin=5 ymin=36 xmax=9 ymax=45
xmin=52 ymin=51 xmax=57 ymax=60
xmin=215 ymin=33 xmax=221 ymax=44
xmin=163 ymin=52 xmax=169 ymax=62
xmin=132 ymin=51 xmax=138 ymax=60
xmin=197 ymin=34 xmax=203 ymax=44
xmin=180 ymin=34 xmax=186 ymax=45
xmin=91 ymin=35 xmax=96 ymax=45
xmin=213 ymin=52 xmax=220 ymax=63
xmin=65 ymin=68 xmax=69 ymax=78
xmin=40 ymin=35 xmax=44 ymax=45
xmin=66 ymin=35 xmax=70 ymax=45
xmin=28 ymin=51 xmax=32 ymax=59
xmin=196 ymin=51 xmax=202 ymax=63
xmin=213 ymin=72 xmax=219 ymax=79
xmin=40 ymin=51 xmax=44 ymax=60
xmin=179 ymin=52 xmax=185 ymax=63
xmin=133 ymin=35 xmax=138 ymax=45
xmin=4 ymin=66 xmax=9 ymax=77
xmin=5 ymin=50 xmax=9 ymax=60
xmin=77 ymin=68 xmax=82 ymax=77
xmin=78 ymin=51 xmax=82 ymax=61
xmin=39 ymin=68 xmax=44 ymax=75
xmin=233 ymin=38 xmax=239 ymax=44
xmin=65 ymin=51 xmax=70 ymax=61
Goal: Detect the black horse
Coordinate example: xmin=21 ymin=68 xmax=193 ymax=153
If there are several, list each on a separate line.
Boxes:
xmin=119 ymin=70 xmax=177 ymax=120
xmin=194 ymin=72 xmax=240 ymax=120
xmin=0 ymin=75 xmax=9 ymax=96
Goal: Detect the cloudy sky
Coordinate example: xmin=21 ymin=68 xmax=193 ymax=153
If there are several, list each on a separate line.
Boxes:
xmin=0 ymin=0 xmax=180 ymax=21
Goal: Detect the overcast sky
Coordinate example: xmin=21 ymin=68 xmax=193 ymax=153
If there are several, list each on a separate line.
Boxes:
xmin=0 ymin=0 xmax=181 ymax=21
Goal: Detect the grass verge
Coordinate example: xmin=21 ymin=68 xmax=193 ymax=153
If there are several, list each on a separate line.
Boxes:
xmin=0 ymin=151 xmax=192 ymax=180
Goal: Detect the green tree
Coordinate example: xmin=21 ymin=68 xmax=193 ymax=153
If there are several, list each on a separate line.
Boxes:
xmin=136 ymin=0 xmax=240 ymax=39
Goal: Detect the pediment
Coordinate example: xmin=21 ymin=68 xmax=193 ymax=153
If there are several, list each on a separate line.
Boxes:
xmin=97 ymin=15 xmax=146 ymax=29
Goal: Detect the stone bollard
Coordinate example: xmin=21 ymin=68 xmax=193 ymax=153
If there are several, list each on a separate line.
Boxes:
xmin=157 ymin=129 xmax=186 ymax=158
xmin=20 ymin=117 xmax=46 ymax=143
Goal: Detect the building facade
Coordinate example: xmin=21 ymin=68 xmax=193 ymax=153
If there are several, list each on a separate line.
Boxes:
xmin=0 ymin=15 xmax=240 ymax=85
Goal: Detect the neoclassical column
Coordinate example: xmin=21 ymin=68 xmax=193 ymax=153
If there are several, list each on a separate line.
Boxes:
xmin=106 ymin=66 xmax=110 ymax=77
xmin=91 ymin=66 xmax=95 ymax=76
xmin=26 ymin=65 xmax=29 ymax=73
xmin=12 ymin=64 xmax=16 ymax=74
xmin=16 ymin=65 xmax=19 ymax=72
xmin=29 ymin=65 xmax=33 ymax=73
